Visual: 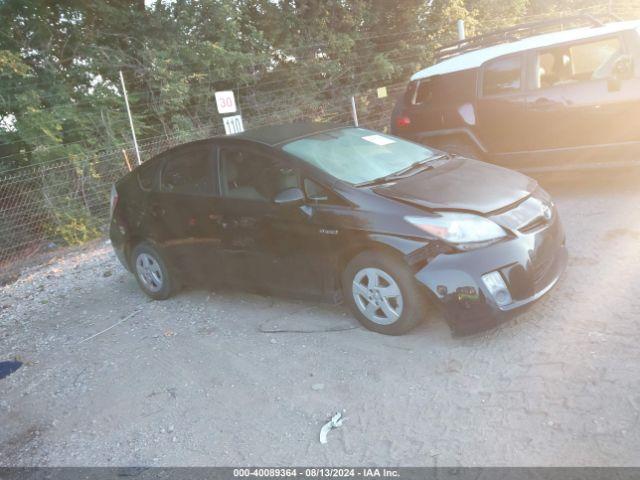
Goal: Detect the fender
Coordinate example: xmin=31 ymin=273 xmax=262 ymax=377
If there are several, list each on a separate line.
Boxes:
xmin=366 ymin=233 xmax=430 ymax=257
xmin=337 ymin=232 xmax=447 ymax=271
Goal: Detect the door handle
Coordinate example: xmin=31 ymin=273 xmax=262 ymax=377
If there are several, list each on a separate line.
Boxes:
xmin=150 ymin=204 xmax=165 ymax=217
xmin=220 ymin=219 xmax=238 ymax=229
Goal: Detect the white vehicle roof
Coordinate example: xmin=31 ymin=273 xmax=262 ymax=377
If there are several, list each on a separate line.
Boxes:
xmin=411 ymin=20 xmax=640 ymax=81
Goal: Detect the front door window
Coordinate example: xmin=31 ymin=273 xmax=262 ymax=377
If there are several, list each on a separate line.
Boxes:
xmin=220 ymin=149 xmax=298 ymax=202
xmin=534 ymin=36 xmax=623 ymax=89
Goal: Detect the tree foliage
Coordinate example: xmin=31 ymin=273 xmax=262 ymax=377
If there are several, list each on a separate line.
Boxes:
xmin=0 ymin=0 xmax=622 ymax=172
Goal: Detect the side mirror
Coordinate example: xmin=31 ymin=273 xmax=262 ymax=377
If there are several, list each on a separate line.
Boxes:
xmin=273 ymin=187 xmax=305 ymax=205
xmin=613 ymin=54 xmax=634 ymax=79
xmin=608 ymin=54 xmax=634 ymax=91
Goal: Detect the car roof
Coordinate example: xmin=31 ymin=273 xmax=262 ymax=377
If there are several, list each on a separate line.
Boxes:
xmin=143 ymin=122 xmax=346 ymax=164
xmin=411 ymin=20 xmax=640 ymax=81
xmin=230 ymin=122 xmax=345 ymax=146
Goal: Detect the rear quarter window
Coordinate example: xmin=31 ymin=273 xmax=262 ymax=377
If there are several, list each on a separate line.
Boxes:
xmin=137 ymin=164 xmax=156 ymax=191
xmin=482 ymin=55 xmax=522 ymax=96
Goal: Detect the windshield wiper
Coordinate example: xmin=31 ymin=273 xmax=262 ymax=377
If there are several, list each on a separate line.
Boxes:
xmin=356 ymin=154 xmax=450 ymax=187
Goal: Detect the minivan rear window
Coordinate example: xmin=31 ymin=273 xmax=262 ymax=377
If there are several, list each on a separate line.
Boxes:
xmin=483 ymin=56 xmax=522 ymax=96
xmin=413 ymin=79 xmax=433 ymax=104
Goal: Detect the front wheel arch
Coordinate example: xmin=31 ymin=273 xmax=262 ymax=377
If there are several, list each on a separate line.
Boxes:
xmin=337 ymin=240 xmax=414 ymax=288
xmin=341 ymin=249 xmax=431 ymax=335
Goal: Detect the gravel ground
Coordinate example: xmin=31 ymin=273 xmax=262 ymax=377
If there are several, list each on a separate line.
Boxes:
xmin=1 ymin=170 xmax=640 ymax=467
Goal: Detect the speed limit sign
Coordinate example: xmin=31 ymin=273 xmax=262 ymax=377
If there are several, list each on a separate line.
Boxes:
xmin=223 ymin=115 xmax=244 ymax=135
xmin=215 ymin=90 xmax=237 ymax=114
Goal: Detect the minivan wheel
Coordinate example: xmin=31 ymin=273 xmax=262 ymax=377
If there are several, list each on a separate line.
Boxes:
xmin=342 ymin=251 xmax=427 ymax=335
xmin=131 ymin=242 xmax=174 ymax=300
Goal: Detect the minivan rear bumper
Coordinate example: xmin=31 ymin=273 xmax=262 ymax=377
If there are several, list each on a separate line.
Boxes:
xmin=414 ymin=214 xmax=567 ymax=334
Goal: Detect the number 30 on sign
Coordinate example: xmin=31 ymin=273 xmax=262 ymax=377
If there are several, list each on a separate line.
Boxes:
xmin=215 ymin=90 xmax=237 ymax=114
xmin=223 ymin=115 xmax=245 ymax=135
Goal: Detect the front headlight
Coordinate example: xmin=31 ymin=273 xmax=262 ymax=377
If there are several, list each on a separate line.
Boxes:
xmin=404 ymin=212 xmax=507 ymax=244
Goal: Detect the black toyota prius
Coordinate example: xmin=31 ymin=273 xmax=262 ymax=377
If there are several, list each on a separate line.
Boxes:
xmin=109 ymin=123 xmax=567 ymax=335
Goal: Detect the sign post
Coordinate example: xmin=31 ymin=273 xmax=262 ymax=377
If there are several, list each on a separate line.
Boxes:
xmin=351 ymin=96 xmax=359 ymax=127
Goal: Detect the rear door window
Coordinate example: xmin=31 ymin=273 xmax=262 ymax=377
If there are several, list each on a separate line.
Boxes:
xmin=161 ymin=144 xmax=216 ymax=195
xmin=482 ymin=56 xmax=523 ymax=96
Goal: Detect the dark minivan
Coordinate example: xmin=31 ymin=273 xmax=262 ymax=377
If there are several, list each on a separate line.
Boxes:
xmin=110 ymin=124 xmax=567 ymax=335
xmin=391 ymin=17 xmax=640 ymax=172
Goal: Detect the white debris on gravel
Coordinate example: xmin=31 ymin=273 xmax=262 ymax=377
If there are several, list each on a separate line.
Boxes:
xmin=319 ymin=411 xmax=344 ymax=444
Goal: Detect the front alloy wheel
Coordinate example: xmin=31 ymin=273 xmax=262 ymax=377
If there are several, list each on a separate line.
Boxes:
xmin=352 ymin=267 xmax=404 ymax=325
xmin=342 ymin=250 xmax=428 ymax=335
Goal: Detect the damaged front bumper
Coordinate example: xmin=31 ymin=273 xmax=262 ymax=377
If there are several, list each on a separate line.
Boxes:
xmin=414 ymin=213 xmax=568 ymax=334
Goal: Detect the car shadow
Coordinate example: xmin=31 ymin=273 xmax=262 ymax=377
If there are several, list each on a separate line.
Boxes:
xmin=167 ymin=272 xmax=557 ymax=341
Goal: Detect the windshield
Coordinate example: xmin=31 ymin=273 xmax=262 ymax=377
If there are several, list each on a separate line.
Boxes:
xmin=281 ymin=127 xmax=438 ymax=184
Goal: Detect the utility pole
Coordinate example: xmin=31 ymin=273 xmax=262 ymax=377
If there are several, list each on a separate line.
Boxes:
xmin=457 ymin=19 xmax=466 ymax=41
xmin=119 ymin=70 xmax=141 ymax=166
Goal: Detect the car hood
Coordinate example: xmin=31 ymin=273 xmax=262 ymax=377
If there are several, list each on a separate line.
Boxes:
xmin=372 ymin=157 xmax=537 ymax=214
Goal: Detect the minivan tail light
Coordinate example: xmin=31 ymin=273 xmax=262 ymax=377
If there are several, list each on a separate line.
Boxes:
xmin=396 ymin=116 xmax=411 ymax=128
xmin=109 ymin=184 xmax=119 ymax=219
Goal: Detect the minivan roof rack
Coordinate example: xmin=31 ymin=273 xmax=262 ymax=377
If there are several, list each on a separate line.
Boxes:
xmin=435 ymin=13 xmax=622 ymax=63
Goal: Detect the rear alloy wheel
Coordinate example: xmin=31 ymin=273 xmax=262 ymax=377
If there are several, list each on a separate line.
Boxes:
xmin=136 ymin=253 xmax=163 ymax=292
xmin=131 ymin=242 xmax=174 ymax=300
xmin=343 ymin=251 xmax=428 ymax=335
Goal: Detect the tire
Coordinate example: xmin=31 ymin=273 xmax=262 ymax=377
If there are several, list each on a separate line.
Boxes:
xmin=130 ymin=242 xmax=175 ymax=300
xmin=342 ymin=250 xmax=428 ymax=335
